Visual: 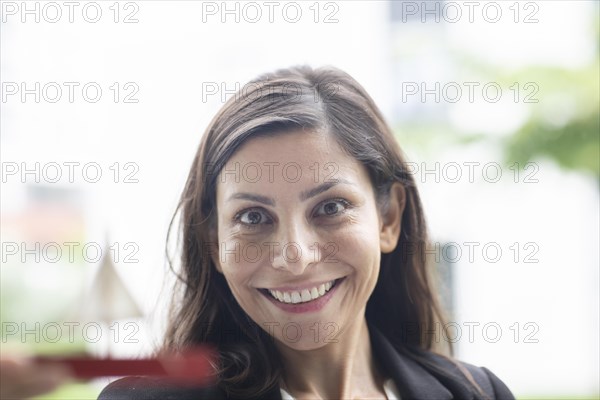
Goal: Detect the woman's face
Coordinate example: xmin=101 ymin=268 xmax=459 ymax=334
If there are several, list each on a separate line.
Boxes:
xmin=212 ymin=129 xmax=401 ymax=351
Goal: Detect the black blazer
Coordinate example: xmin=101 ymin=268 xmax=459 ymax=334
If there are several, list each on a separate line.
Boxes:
xmin=98 ymin=324 xmax=515 ymax=400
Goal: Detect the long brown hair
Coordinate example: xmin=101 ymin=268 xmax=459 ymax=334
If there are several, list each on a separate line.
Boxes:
xmin=164 ymin=66 xmax=476 ymax=398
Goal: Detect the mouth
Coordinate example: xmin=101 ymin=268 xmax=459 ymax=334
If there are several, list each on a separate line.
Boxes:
xmin=257 ymin=277 xmax=346 ymax=313
xmin=259 ymin=278 xmax=342 ymax=304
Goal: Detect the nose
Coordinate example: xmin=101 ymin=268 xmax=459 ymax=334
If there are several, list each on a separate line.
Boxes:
xmin=270 ymin=221 xmax=318 ymax=275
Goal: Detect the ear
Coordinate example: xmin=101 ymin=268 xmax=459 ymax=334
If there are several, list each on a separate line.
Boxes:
xmin=208 ymin=224 xmax=223 ymax=274
xmin=379 ymin=182 xmax=406 ymax=254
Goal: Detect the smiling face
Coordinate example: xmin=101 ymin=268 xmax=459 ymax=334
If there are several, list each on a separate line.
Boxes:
xmin=212 ymin=129 xmax=401 ymax=351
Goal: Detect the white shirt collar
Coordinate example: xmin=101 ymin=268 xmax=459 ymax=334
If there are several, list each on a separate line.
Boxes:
xmin=279 ymin=378 xmax=401 ymax=399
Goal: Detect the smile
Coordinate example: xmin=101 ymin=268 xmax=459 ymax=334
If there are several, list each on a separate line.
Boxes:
xmin=258 ymin=278 xmax=345 ymax=314
xmin=267 ymin=280 xmax=336 ymax=304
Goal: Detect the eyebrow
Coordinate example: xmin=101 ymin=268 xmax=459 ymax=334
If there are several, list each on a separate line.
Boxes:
xmin=226 ymin=178 xmax=355 ymax=206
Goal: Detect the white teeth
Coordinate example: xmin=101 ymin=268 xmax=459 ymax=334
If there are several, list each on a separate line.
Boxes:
xmin=318 ymin=284 xmax=325 ymax=296
xmin=301 ymin=290 xmax=312 ymax=302
xmin=291 ymin=292 xmax=302 ymax=304
xmin=310 ymin=287 xmax=319 ymax=300
xmin=266 ymin=279 xmax=338 ymax=304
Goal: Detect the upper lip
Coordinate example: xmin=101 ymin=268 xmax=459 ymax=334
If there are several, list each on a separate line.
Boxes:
xmin=260 ymin=278 xmax=342 ymax=292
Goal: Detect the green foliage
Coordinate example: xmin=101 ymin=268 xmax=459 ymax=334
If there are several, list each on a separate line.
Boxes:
xmin=32 ymin=383 xmax=100 ymax=400
xmin=505 ymin=111 xmax=600 ymax=178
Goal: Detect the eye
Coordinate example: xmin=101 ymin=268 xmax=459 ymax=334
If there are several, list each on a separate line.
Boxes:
xmin=314 ymin=199 xmax=351 ymax=217
xmin=234 ymin=208 xmax=272 ymax=227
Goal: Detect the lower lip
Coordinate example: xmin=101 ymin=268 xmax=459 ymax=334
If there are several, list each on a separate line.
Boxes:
xmin=259 ymin=278 xmax=345 ymax=314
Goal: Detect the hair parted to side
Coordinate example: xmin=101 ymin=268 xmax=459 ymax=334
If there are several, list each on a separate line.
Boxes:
xmin=163 ymin=65 xmax=481 ymax=398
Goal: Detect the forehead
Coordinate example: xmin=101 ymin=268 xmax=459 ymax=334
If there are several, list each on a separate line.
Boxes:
xmin=216 ymin=130 xmax=370 ymax=196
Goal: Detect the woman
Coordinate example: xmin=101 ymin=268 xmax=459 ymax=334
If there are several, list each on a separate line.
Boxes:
xmin=100 ymin=66 xmax=515 ymax=399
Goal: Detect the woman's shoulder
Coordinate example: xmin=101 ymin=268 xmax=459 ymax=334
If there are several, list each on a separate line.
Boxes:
xmin=368 ymin=323 xmax=514 ymax=399
xmin=97 ymin=376 xmax=227 ymax=400
xmin=97 ymin=377 xmax=281 ymax=400
xmin=463 ymin=362 xmax=514 ymax=399
xmin=424 ymin=350 xmax=515 ymax=399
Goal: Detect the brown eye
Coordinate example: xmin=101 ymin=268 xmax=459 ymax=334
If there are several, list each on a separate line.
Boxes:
xmin=240 ymin=210 xmax=265 ymax=225
xmin=235 ymin=208 xmax=273 ymax=228
xmin=315 ymin=199 xmax=350 ymax=217
xmin=324 ymin=202 xmax=341 ymax=215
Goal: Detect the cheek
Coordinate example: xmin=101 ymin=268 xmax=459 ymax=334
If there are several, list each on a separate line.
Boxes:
xmin=329 ymin=224 xmax=382 ymax=293
xmin=336 ymin=234 xmax=380 ymax=270
xmin=330 ymin=217 xmax=381 ymax=261
xmin=220 ymin=267 xmax=259 ymax=316
xmin=217 ymin=238 xmax=266 ymax=297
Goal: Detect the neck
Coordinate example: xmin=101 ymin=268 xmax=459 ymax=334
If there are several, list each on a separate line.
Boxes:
xmin=275 ymin=316 xmax=386 ymax=399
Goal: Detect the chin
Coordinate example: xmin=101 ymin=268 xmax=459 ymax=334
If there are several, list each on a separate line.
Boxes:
xmin=275 ymin=335 xmax=333 ymax=352
xmin=265 ymin=318 xmax=344 ymax=352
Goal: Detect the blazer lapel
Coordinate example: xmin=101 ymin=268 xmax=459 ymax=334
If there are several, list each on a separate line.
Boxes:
xmin=369 ymin=323 xmax=453 ymax=400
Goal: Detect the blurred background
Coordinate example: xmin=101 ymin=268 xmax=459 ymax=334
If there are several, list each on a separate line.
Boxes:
xmin=1 ymin=1 xmax=598 ymax=398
